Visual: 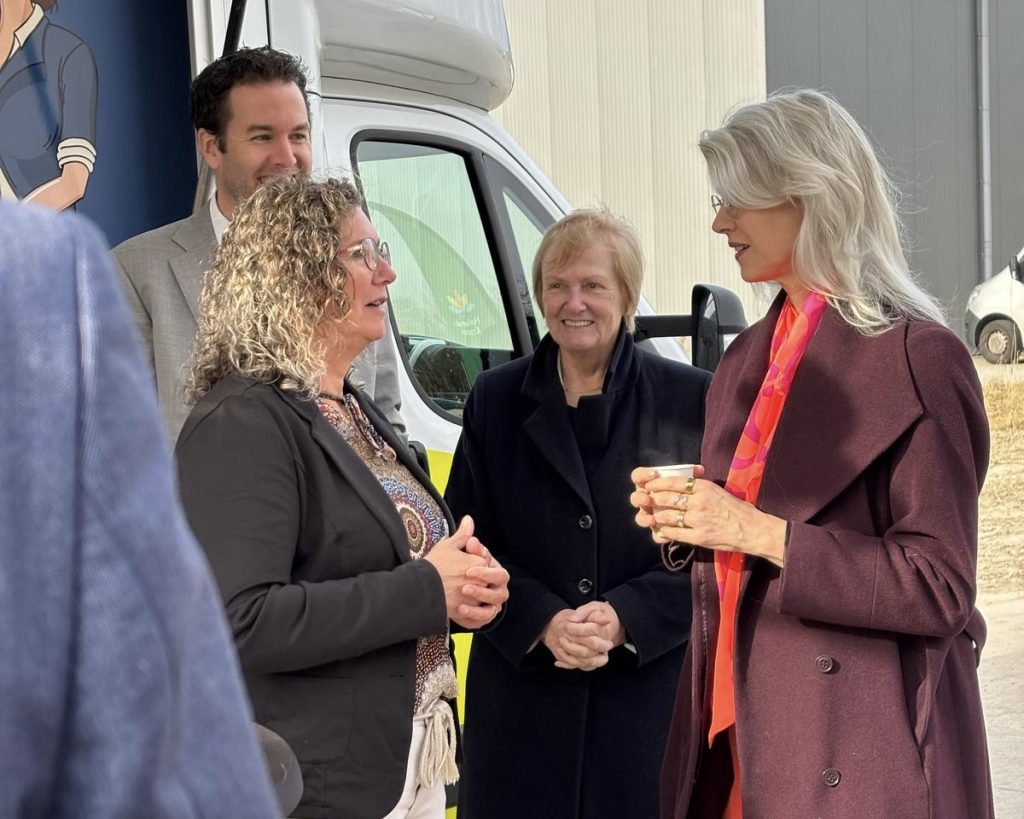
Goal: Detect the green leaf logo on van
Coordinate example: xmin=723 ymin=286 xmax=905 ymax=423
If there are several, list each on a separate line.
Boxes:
xmin=447 ymin=291 xmax=476 ymax=314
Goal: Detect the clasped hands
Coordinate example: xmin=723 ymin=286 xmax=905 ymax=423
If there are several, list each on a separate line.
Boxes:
xmin=425 ymin=515 xmax=510 ymax=629
xmin=540 ymin=601 xmax=626 ymax=671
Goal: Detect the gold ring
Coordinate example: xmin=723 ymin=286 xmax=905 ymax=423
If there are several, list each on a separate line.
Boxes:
xmin=684 ymin=476 xmax=696 ymax=494
xmin=676 ymin=512 xmax=686 ymax=527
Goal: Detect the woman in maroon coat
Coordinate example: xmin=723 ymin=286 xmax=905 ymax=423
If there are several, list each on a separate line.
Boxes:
xmin=631 ymin=90 xmax=993 ymax=819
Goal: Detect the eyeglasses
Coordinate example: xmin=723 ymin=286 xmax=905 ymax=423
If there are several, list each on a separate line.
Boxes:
xmin=338 ymin=237 xmax=391 ymax=271
xmin=710 ymin=195 xmax=740 ymax=218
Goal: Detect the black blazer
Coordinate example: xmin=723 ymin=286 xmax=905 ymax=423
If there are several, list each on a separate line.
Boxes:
xmin=176 ymin=374 xmax=449 ymax=819
xmin=445 ymin=329 xmax=711 ymax=819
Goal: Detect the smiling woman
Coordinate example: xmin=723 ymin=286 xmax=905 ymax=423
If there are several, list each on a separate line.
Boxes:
xmin=445 ymin=208 xmax=711 ymax=819
xmin=176 ymin=176 xmax=510 ymax=819
xmin=532 ymin=209 xmax=643 ymax=405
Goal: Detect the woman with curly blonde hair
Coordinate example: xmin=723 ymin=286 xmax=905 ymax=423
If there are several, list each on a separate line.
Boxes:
xmin=176 ymin=177 xmax=509 ymax=819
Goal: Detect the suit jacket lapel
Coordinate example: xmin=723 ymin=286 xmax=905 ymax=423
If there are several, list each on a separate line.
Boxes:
xmin=169 ymin=210 xmax=218 ymax=321
xmin=355 ymin=386 xmax=455 ymax=532
xmin=280 ymin=385 xmax=449 ymax=564
xmin=521 ymin=337 xmax=594 ymax=509
xmin=523 ymin=398 xmax=592 ymax=508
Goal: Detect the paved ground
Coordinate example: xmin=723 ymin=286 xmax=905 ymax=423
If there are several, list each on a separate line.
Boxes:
xmin=977 ymin=590 xmax=1024 ymax=817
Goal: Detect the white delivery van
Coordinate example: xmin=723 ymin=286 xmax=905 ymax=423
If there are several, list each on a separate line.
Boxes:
xmin=965 ymin=249 xmax=1024 ymax=364
xmin=188 ymin=0 xmax=745 ymax=485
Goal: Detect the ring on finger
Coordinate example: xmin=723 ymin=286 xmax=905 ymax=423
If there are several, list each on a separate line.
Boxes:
xmin=684 ymin=476 xmax=696 ymax=494
xmin=674 ymin=492 xmax=688 ymax=508
xmin=675 ymin=511 xmax=687 ymax=528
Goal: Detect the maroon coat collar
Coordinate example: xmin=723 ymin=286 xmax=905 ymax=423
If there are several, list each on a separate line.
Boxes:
xmin=703 ymin=293 xmax=924 ymax=524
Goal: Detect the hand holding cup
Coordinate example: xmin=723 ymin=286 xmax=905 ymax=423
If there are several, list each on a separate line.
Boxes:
xmin=630 ymin=463 xmax=698 ymax=543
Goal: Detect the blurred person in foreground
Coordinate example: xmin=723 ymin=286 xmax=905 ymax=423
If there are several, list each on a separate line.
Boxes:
xmin=631 ymin=89 xmax=993 ymax=819
xmin=175 ymin=176 xmax=509 ymax=819
xmin=445 ymin=208 xmax=711 ymax=818
xmin=0 ymin=200 xmax=279 ymax=818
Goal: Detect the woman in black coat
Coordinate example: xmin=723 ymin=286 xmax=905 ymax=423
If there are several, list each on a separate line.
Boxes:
xmin=445 ymin=209 xmax=710 ymax=818
xmin=175 ymin=178 xmax=509 ymax=819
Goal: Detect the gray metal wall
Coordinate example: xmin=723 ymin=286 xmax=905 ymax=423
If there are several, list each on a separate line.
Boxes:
xmin=992 ymin=0 xmax=1024 ymax=276
xmin=765 ymin=0 xmax=1022 ymax=332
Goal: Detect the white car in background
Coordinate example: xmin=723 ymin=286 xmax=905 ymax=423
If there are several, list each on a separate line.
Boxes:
xmin=966 ymin=249 xmax=1024 ymax=364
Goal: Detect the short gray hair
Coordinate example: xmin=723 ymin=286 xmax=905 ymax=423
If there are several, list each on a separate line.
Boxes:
xmin=699 ymin=89 xmax=945 ymax=333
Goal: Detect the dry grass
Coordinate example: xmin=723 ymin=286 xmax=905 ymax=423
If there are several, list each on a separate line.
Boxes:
xmin=976 ymin=361 xmax=1024 ymax=594
xmin=982 ymin=372 xmax=1024 ymax=432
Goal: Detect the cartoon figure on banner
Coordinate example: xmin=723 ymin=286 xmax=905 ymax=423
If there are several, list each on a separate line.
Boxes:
xmin=0 ymin=0 xmax=98 ymax=210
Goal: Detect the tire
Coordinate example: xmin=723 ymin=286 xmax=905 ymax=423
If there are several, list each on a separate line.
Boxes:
xmin=979 ymin=319 xmax=1019 ymax=364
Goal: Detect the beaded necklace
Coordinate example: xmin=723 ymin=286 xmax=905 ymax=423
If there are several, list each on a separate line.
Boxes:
xmin=317 ymin=391 xmax=397 ymax=462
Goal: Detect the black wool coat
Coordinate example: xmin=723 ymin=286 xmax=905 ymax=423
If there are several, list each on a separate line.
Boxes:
xmin=445 ymin=328 xmax=710 ymax=819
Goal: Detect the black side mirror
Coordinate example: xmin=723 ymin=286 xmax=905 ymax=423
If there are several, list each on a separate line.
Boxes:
xmin=632 ymin=285 xmax=747 ymax=372
xmin=1010 ymin=256 xmax=1021 ymax=282
xmin=690 ymin=284 xmax=747 ymax=372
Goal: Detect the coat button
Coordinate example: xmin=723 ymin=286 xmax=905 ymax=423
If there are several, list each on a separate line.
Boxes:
xmin=814 ymin=655 xmax=835 ymax=674
xmin=578 ymin=514 xmax=593 ymax=530
xmin=822 ymin=768 xmax=841 ymax=787
xmin=578 ymin=578 xmax=594 ymax=594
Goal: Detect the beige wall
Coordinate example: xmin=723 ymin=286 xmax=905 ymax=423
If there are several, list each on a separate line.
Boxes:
xmin=494 ymin=0 xmax=767 ymax=323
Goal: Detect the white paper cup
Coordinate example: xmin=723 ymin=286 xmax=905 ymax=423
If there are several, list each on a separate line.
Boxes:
xmin=646 ymin=464 xmax=696 ymax=515
xmin=650 ymin=463 xmax=695 ymax=480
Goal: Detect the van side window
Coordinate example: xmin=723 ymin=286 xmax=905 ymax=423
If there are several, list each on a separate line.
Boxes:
xmin=501 ymin=188 xmax=548 ymax=338
xmin=355 ymin=141 xmax=517 ymax=418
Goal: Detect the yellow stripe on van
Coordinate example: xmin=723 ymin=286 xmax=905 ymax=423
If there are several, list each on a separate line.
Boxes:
xmin=426 ymin=448 xmax=454 ymax=494
xmin=429 ymin=446 xmax=470 ymax=816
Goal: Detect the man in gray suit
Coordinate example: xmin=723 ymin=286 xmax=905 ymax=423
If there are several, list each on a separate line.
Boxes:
xmin=114 ymin=47 xmax=404 ymax=441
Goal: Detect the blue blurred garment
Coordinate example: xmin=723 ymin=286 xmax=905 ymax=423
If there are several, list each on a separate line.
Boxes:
xmin=0 ymin=201 xmax=279 ymax=819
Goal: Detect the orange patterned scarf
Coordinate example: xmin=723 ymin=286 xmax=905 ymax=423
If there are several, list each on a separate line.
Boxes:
xmin=708 ymin=292 xmax=827 ymax=784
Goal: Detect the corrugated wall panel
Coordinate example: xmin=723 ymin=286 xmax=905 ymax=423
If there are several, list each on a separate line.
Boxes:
xmin=701 ymin=0 xmax=770 ymax=315
xmin=545 ymin=1 xmax=604 ymax=205
xmin=495 ymin=0 xmax=766 ymax=324
xmin=595 ymin=0 xmax=656 ymax=303
xmin=497 ymin=2 xmax=554 ymax=176
xmin=648 ymin=0 xmax=711 ymax=314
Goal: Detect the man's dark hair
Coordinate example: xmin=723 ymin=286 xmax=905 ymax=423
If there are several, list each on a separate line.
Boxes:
xmin=189 ymin=47 xmax=310 ymax=146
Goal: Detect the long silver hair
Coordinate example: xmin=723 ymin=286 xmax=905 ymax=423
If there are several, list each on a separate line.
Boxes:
xmin=699 ymin=89 xmax=945 ymax=332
